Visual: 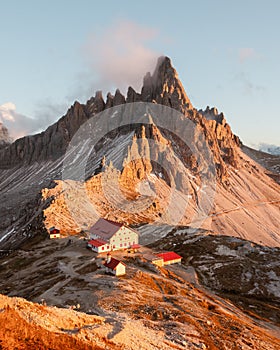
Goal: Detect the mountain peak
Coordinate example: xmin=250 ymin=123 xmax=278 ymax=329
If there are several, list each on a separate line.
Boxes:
xmin=141 ymin=56 xmax=193 ymax=111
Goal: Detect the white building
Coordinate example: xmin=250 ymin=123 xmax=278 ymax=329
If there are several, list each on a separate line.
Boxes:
xmin=49 ymin=227 xmax=60 ymax=239
xmin=88 ymin=218 xmax=139 ymax=252
xmin=87 ymin=239 xmax=110 ymax=253
xmin=103 ymin=254 xmax=126 ymax=276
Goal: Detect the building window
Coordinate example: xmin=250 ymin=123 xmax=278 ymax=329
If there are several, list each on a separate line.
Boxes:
xmin=124 ymin=242 xmax=127 ymax=246
xmin=120 ymin=243 xmax=122 ymax=247
xmin=107 ymin=246 xmax=110 ymax=249
xmin=102 ymin=246 xmax=104 ymax=250
xmin=113 ymin=245 xmax=116 ymax=249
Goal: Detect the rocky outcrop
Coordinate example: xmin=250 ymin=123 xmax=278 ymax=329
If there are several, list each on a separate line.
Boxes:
xmin=141 ymin=56 xmax=193 ymax=111
xmin=198 ymin=106 xmax=241 ymax=171
xmin=126 ymin=86 xmax=141 ymax=103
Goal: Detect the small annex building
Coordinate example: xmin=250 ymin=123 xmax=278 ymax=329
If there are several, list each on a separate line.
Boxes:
xmin=87 ymin=239 xmax=110 ymax=253
xmin=156 ymin=252 xmax=182 ymax=266
xmin=88 ymin=218 xmax=139 ymax=252
xmin=150 ymin=255 xmax=164 ymax=267
xmin=49 ymin=227 xmax=60 ymax=239
xmin=103 ymin=255 xmax=126 ymax=276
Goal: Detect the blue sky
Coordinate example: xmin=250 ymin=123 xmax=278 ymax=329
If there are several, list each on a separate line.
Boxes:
xmin=0 ymin=0 xmax=279 ymax=147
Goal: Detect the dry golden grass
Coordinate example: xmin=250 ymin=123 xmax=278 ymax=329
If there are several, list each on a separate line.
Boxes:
xmin=0 ymin=306 xmax=100 ymax=350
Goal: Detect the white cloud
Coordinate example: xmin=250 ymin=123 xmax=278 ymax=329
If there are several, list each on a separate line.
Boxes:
xmin=0 ymin=102 xmax=38 ymax=140
xmin=83 ymin=20 xmax=161 ymax=94
xmin=0 ymin=101 xmax=66 ymax=140
xmin=0 ymin=102 xmax=16 ymax=122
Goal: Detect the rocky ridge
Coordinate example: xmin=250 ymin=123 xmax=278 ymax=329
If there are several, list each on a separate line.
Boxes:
xmin=0 ymin=57 xmax=239 ymax=178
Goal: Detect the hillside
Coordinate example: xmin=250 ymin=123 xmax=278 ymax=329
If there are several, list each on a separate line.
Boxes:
xmin=0 ymin=234 xmax=279 ymax=349
xmin=242 ymin=145 xmax=280 ymax=184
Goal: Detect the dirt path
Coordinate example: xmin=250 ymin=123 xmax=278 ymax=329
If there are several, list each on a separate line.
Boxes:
xmin=210 ymin=199 xmax=280 ymax=218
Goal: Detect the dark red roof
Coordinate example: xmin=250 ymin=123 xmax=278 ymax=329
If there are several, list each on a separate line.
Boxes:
xmin=104 ymin=257 xmax=125 ymax=270
xmin=104 ymin=219 xmax=123 ymax=227
xmin=89 ymin=218 xmax=124 ymax=240
xmin=156 ymin=252 xmax=182 ymax=262
xmin=49 ymin=227 xmax=60 ymax=233
xmin=88 ymin=239 xmax=107 ymax=247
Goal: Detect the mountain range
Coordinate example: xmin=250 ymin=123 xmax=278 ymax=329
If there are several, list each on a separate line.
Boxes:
xmin=0 ymin=56 xmax=279 ymax=249
xmin=259 ymin=144 xmax=280 ymax=155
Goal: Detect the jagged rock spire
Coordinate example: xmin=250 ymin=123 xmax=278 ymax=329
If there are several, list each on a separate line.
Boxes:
xmin=140 ymin=56 xmax=193 ymax=111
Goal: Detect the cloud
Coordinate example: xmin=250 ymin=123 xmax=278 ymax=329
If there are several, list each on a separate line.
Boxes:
xmin=33 ymin=99 xmax=68 ymax=131
xmin=0 ymin=102 xmax=16 ymax=122
xmin=238 ymin=48 xmax=262 ymax=64
xmin=82 ymin=20 xmax=161 ymax=95
xmin=0 ymin=101 xmax=66 ymax=140
xmin=0 ymin=102 xmax=34 ymax=139
xmin=0 ymin=20 xmax=162 ymax=140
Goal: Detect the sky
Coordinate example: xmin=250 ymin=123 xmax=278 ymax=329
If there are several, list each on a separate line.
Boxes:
xmin=0 ymin=0 xmax=279 ymax=147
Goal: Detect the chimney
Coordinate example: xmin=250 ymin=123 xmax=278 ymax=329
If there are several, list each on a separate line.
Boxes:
xmin=106 ymin=253 xmax=111 ymax=264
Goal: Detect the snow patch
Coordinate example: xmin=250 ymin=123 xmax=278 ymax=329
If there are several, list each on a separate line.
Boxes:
xmin=216 ymin=245 xmax=239 ymax=257
xmin=0 ymin=228 xmax=14 ymax=243
xmin=266 ymin=271 xmax=280 ymax=298
xmin=111 ymin=111 xmax=119 ymax=118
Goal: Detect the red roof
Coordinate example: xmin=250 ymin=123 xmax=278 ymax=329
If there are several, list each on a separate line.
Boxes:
xmin=156 ymin=252 xmax=182 ymax=262
xmin=88 ymin=239 xmax=107 ymax=247
xmin=130 ymin=244 xmax=141 ymax=249
xmin=104 ymin=257 xmax=125 ymax=270
xmin=89 ymin=218 xmax=124 ymax=240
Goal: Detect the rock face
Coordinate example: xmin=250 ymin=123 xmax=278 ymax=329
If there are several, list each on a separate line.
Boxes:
xmin=0 ymin=56 xmax=280 ymax=249
xmin=199 ymin=106 xmax=241 ymax=169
